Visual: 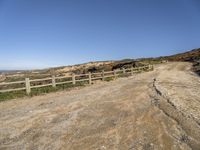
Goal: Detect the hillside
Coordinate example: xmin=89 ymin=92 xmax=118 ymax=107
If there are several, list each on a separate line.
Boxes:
xmin=1 ymin=48 xmax=200 ymax=83
xmin=1 ymin=50 xmax=200 ymax=149
xmin=162 ymin=48 xmax=200 ymax=75
xmin=165 ymin=48 xmax=200 ymax=62
xmin=1 ymin=62 xmax=200 ymax=149
xmin=165 ymin=48 xmax=200 ymax=75
xmin=0 ymin=60 xmax=145 ymax=82
xmin=137 ymin=48 xmax=200 ymax=75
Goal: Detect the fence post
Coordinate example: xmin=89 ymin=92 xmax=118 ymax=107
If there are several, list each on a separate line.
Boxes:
xmin=123 ymin=68 xmax=126 ymax=74
xmin=25 ymin=78 xmax=31 ymax=95
xmin=72 ymin=73 xmax=76 ymax=85
xmin=89 ymin=72 xmax=92 ymax=85
xmin=52 ymin=75 xmax=56 ymax=87
xmin=131 ymin=67 xmax=134 ymax=76
xmin=102 ymin=70 xmax=105 ymax=81
xmin=151 ymin=65 xmax=154 ymax=70
xmin=148 ymin=64 xmax=151 ymax=70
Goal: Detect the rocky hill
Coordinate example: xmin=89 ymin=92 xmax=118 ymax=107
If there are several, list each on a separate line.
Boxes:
xmin=1 ymin=60 xmax=145 ymax=82
xmin=1 ymin=62 xmax=200 ymax=149
xmin=50 ymin=59 xmax=144 ymax=76
xmin=79 ymin=48 xmax=200 ymax=75
xmin=1 ymin=48 xmax=200 ymax=82
xmin=139 ymin=48 xmax=200 ymax=75
xmin=165 ymin=48 xmax=200 ymax=62
xmin=165 ymin=48 xmax=200 ymax=75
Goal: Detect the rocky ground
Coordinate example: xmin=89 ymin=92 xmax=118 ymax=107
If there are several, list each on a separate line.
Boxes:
xmin=0 ymin=62 xmax=200 ymax=150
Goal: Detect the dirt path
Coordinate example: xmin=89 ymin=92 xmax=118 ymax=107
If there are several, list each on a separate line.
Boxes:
xmin=0 ymin=62 xmax=200 ymax=150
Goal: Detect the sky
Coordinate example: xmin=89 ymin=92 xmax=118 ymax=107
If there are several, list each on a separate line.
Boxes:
xmin=0 ymin=0 xmax=200 ymax=70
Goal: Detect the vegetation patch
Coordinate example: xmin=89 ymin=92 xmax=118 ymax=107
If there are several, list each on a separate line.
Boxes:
xmin=104 ymin=77 xmax=115 ymax=82
xmin=0 ymin=81 xmax=87 ymax=102
xmin=0 ymin=90 xmax=26 ymax=102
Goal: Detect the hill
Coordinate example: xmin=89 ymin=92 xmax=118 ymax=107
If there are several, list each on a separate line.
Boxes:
xmin=165 ymin=48 xmax=200 ymax=75
xmin=165 ymin=48 xmax=200 ymax=62
xmin=139 ymin=48 xmax=200 ymax=75
xmin=1 ymin=62 xmax=200 ymax=149
xmin=1 ymin=60 xmax=145 ymax=82
xmin=1 ymin=48 xmax=200 ymax=82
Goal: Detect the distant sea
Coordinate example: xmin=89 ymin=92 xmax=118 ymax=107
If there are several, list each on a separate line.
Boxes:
xmin=0 ymin=70 xmax=19 ymax=74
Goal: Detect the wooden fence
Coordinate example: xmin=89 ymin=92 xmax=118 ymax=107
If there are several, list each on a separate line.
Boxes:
xmin=0 ymin=65 xmax=153 ymax=95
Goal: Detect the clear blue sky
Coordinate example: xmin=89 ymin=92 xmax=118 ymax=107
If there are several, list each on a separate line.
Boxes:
xmin=0 ymin=0 xmax=200 ymax=70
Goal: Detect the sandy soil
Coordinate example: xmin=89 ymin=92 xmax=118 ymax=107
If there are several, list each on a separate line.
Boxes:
xmin=0 ymin=62 xmax=200 ymax=150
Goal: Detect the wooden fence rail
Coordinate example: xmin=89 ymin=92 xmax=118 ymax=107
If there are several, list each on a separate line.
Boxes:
xmin=0 ymin=64 xmax=153 ymax=95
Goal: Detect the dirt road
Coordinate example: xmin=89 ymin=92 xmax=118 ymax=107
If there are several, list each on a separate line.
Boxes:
xmin=0 ymin=62 xmax=200 ymax=150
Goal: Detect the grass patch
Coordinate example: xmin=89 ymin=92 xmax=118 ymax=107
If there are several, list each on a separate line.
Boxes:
xmin=0 ymin=67 xmax=152 ymax=101
xmin=0 ymin=90 xmax=26 ymax=102
xmin=30 ymin=86 xmax=58 ymax=96
xmin=104 ymin=77 xmax=115 ymax=82
xmin=31 ymin=81 xmax=86 ymax=96
xmin=118 ymin=73 xmax=131 ymax=78
xmin=0 ymin=81 xmax=87 ymax=101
